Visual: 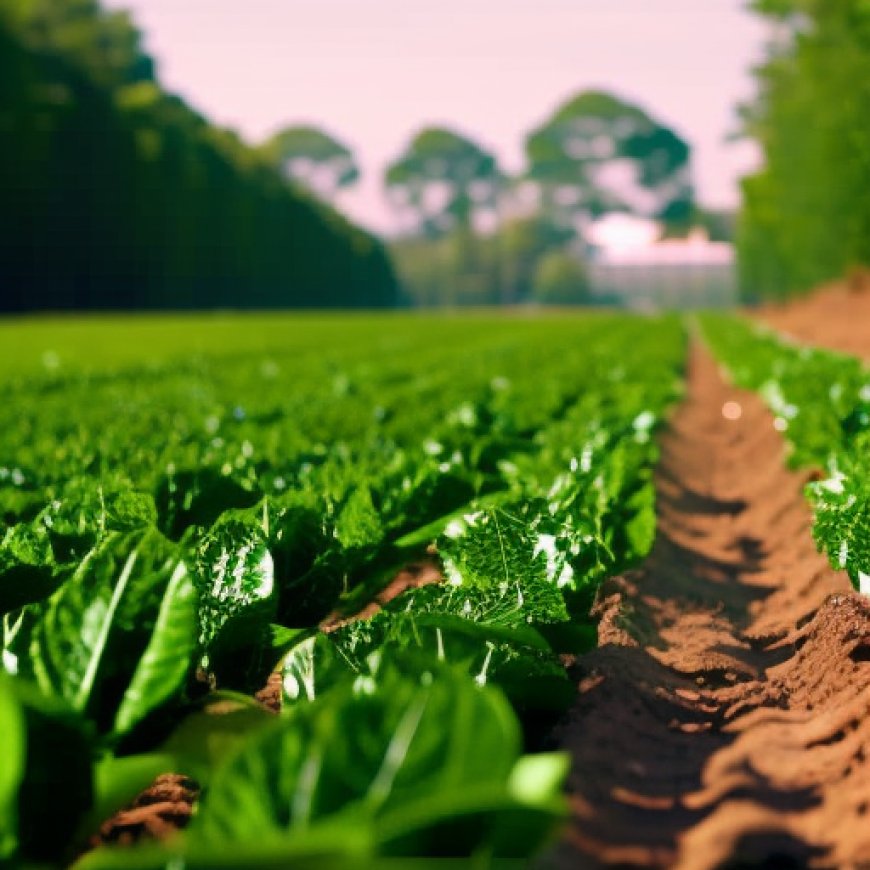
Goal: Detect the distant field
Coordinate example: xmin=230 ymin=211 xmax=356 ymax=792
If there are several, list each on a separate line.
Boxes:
xmin=0 ymin=310 xmax=613 ymax=377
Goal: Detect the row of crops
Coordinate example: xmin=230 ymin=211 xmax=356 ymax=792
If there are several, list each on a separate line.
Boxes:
xmin=701 ymin=315 xmax=870 ymax=592
xmin=0 ymin=314 xmax=684 ymax=867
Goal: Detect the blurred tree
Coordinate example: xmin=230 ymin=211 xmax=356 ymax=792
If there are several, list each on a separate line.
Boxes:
xmin=525 ymin=90 xmax=694 ymax=239
xmin=260 ymin=125 xmax=359 ymax=202
xmin=0 ymin=3 xmax=397 ymax=311
xmin=500 ymin=216 xmax=576 ymax=302
xmin=390 ymin=216 xmax=585 ymax=308
xmin=390 ymin=232 xmax=500 ymax=307
xmin=693 ymin=208 xmax=736 ymax=243
xmin=531 ymin=251 xmax=589 ymax=306
xmin=660 ymin=207 xmax=736 ymax=242
xmin=7 ymin=0 xmax=153 ymax=87
xmin=384 ymin=127 xmax=503 ymax=238
xmin=737 ymin=0 xmax=870 ymax=299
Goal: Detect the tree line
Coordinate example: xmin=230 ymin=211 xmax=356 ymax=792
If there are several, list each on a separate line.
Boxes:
xmin=739 ymin=0 xmax=870 ymax=300
xmin=0 ymin=1 xmax=397 ymax=312
xmin=271 ymin=94 xmax=711 ymax=307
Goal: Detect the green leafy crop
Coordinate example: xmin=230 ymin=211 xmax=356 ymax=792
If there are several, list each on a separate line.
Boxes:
xmin=702 ymin=314 xmax=870 ymax=590
xmin=0 ymin=312 xmax=684 ymax=865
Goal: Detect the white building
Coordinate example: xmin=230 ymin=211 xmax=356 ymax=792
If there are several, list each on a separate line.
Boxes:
xmin=586 ymin=214 xmax=736 ymax=310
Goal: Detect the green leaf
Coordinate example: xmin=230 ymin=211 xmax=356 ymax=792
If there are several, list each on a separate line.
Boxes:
xmin=159 ymin=703 xmax=277 ymax=785
xmin=73 ymin=829 xmax=381 ymax=870
xmin=509 ymin=752 xmax=571 ymax=806
xmin=0 ymin=522 xmax=60 ymax=616
xmin=7 ymin=532 xmax=141 ymax=712
xmin=622 ymin=480 xmax=657 ymax=561
xmin=187 ymin=659 xmax=565 ymax=859
xmin=333 ymin=486 xmax=383 ymax=552
xmin=327 ymin=610 xmax=573 ymax=714
xmin=438 ymin=506 xmax=571 ymax=625
xmin=281 ymin=633 xmax=355 ymax=704
xmin=113 ymin=561 xmax=197 ymax=735
xmin=192 ymin=511 xmax=277 ymax=669
xmin=4 ymin=529 xmax=192 ymax=732
xmin=808 ymin=466 xmax=870 ymax=588
xmin=0 ymin=674 xmax=24 ymax=860
xmin=10 ymin=679 xmax=94 ymax=864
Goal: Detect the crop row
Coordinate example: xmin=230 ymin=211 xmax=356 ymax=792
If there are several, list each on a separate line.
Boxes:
xmin=701 ymin=315 xmax=870 ymax=592
xmin=1 ymin=314 xmax=684 ymax=866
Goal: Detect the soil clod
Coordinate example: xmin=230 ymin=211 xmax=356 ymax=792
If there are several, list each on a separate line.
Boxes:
xmin=90 ymin=773 xmax=200 ymax=848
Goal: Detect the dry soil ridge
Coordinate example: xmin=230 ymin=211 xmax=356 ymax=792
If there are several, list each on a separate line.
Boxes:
xmin=757 ymin=274 xmax=870 ymax=364
xmin=546 ymin=344 xmax=870 ymax=869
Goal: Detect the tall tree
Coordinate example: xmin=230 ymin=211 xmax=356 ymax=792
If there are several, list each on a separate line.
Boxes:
xmin=0 ymin=4 xmax=397 ymax=311
xmin=6 ymin=0 xmax=153 ymax=87
xmin=737 ymin=0 xmax=870 ymax=299
xmin=384 ymin=127 xmax=502 ymax=238
xmin=260 ymin=126 xmax=359 ymax=202
xmin=524 ymin=90 xmax=694 ymax=239
xmin=499 ymin=216 xmax=576 ymax=303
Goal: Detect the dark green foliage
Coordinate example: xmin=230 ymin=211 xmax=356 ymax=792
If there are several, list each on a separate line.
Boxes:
xmin=525 ymin=89 xmax=694 ymax=232
xmin=390 ymin=215 xmax=582 ymax=308
xmin=531 ymin=251 xmax=590 ymax=306
xmin=0 ymin=674 xmax=94 ymax=864
xmin=0 ymin=3 xmax=397 ymax=311
xmin=385 ymin=127 xmax=502 ymax=238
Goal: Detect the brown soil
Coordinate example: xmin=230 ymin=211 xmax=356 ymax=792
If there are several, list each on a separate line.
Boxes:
xmin=254 ymin=670 xmax=284 ymax=712
xmin=756 ymin=272 xmax=870 ymax=362
xmin=254 ymin=560 xmax=444 ymax=714
xmin=545 ymin=344 xmax=870 ymax=869
xmin=319 ymin=559 xmax=443 ymax=632
xmin=90 ymin=774 xmax=200 ymax=848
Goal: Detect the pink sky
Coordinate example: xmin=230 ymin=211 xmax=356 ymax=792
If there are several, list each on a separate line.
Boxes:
xmin=105 ymin=0 xmax=767 ymax=233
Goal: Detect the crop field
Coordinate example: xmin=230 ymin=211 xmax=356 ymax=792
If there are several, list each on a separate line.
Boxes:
xmin=3 ymin=305 xmax=870 ymax=868
xmin=1 ymin=312 xmax=684 ymax=867
xmin=8 ymin=0 xmax=870 ymax=864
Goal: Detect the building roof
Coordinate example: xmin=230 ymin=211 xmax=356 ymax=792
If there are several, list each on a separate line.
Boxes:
xmin=588 ymin=214 xmax=734 ymax=266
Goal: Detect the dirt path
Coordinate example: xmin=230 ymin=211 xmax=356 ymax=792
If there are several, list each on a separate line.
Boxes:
xmin=756 ymin=275 xmax=870 ymax=364
xmin=545 ymin=344 xmax=870 ymax=869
